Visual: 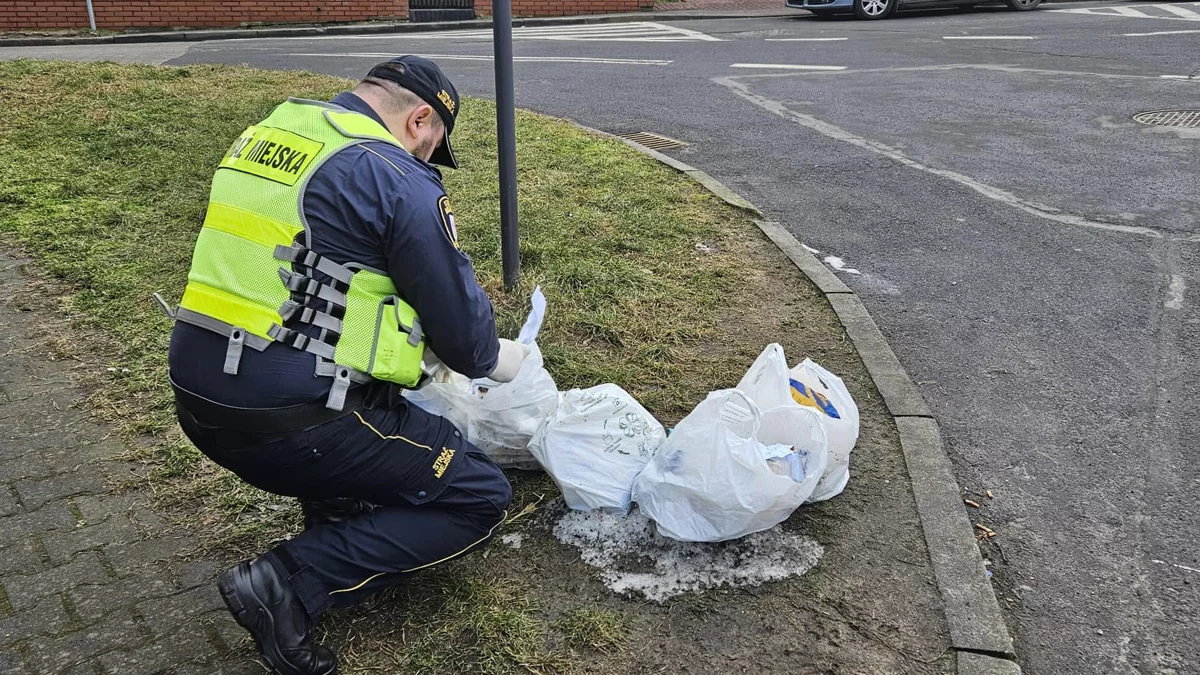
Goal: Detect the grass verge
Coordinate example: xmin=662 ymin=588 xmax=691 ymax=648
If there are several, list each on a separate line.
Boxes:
xmin=0 ymin=60 xmax=880 ymax=673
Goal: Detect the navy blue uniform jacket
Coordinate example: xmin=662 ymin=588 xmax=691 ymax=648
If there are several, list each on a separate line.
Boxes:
xmin=169 ymin=93 xmax=499 ymax=407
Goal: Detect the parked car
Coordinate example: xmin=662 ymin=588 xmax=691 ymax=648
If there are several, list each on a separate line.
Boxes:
xmin=786 ymin=0 xmax=1041 ymax=20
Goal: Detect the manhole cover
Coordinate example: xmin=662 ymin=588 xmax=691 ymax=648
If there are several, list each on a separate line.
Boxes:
xmin=616 ymin=131 xmax=688 ymax=150
xmin=1132 ymin=110 xmax=1200 ymax=128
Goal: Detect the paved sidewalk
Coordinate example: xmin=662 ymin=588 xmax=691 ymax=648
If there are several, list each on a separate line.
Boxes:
xmin=0 ymin=251 xmax=258 ymax=675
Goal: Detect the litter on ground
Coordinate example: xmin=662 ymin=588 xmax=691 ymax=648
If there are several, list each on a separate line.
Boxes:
xmin=553 ymin=506 xmax=824 ymax=602
xmin=409 ymin=290 xmax=857 ymax=593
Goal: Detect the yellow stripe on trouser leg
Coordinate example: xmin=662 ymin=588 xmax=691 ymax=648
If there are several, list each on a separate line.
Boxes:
xmin=351 ymin=411 xmax=434 ymax=452
xmin=327 ymin=512 xmax=508 ymax=595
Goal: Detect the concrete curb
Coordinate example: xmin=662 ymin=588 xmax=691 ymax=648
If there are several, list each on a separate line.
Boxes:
xmin=825 ymin=293 xmax=933 ymax=419
xmin=958 ymin=652 xmax=1024 ymax=675
xmin=0 ymin=11 xmax=797 ymax=48
xmin=595 ymin=130 xmax=1021 ymax=674
xmin=896 ymin=417 xmax=1014 ymax=657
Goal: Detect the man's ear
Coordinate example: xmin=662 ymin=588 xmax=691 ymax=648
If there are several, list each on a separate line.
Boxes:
xmin=409 ymin=103 xmax=436 ymax=133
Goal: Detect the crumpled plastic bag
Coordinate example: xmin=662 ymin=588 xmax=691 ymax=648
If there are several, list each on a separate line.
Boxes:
xmin=404 ymin=288 xmax=557 ymax=470
xmin=530 ymin=384 xmax=666 ymax=514
xmin=736 ymin=343 xmax=859 ymax=503
xmin=631 ymin=389 xmax=828 ymax=542
xmin=735 ymin=343 xmax=796 ymax=411
xmin=789 ymin=359 xmax=859 ymax=501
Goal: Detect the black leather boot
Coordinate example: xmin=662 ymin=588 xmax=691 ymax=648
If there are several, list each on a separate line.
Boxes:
xmin=300 ymin=497 xmax=375 ymax=530
xmin=218 ymin=556 xmax=338 ymax=675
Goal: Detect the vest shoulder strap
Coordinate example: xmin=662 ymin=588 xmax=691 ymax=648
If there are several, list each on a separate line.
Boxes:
xmin=323 ymin=109 xmax=405 ymax=147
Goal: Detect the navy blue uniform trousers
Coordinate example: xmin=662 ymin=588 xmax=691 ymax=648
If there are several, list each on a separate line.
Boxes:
xmin=177 ymin=396 xmax=512 ymax=620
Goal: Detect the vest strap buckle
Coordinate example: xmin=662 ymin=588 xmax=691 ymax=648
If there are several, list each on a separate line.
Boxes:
xmin=326 ymin=367 xmax=353 ymax=411
xmin=223 ymin=328 xmax=246 ymax=376
xmin=278 ymin=268 xmax=348 ymax=307
xmin=407 ymin=316 xmax=423 ymax=347
xmin=152 ymin=292 xmax=177 ymax=320
xmin=274 ymin=244 xmax=356 ymax=286
xmin=268 ymin=324 xmax=337 ymax=361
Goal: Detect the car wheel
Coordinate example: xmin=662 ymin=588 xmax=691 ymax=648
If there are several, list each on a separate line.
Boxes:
xmin=1004 ymin=0 xmax=1041 ymax=10
xmin=854 ymin=0 xmax=896 ymax=20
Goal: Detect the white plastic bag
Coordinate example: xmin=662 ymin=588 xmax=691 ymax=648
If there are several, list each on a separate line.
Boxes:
xmin=735 ymin=343 xmax=794 ymax=411
xmin=404 ymin=288 xmax=558 ymax=469
xmin=403 ymin=368 xmax=473 ymax=438
xmin=529 ymin=384 xmax=665 ymax=514
xmin=789 ymin=359 xmax=859 ymax=502
xmin=632 ymin=390 xmax=828 ymax=542
xmin=467 ymin=342 xmax=559 ymax=455
xmin=758 ymin=405 xmax=828 ymax=501
xmin=736 ymin=345 xmax=859 ymax=503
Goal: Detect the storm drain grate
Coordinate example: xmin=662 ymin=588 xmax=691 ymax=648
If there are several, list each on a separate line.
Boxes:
xmin=616 ymin=131 xmax=689 ymax=150
xmin=1133 ymin=109 xmax=1200 ymax=128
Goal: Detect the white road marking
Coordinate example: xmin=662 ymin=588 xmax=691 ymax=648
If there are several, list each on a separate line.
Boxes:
xmin=1165 ymin=276 xmax=1186 ymax=310
xmin=943 ymin=35 xmax=1037 ymax=40
xmin=1153 ymin=559 xmax=1200 ymax=574
xmin=1160 ymin=75 xmax=1193 ymax=79
xmin=714 ymin=72 xmax=1164 ymax=239
xmin=730 ymin=63 xmax=847 ymax=71
xmin=1113 ymin=6 xmax=1157 ymax=17
xmin=1052 ymin=3 xmax=1200 ymax=21
xmin=478 ymin=24 xmax=660 ymax=32
xmin=1124 ymin=28 xmax=1200 ymax=36
xmin=226 ymin=21 xmax=721 ymax=43
xmin=385 ymin=22 xmax=723 ymax=42
xmin=1157 ymin=3 xmax=1200 ymax=18
xmin=765 ymin=37 xmax=849 ymax=41
xmin=737 ymin=62 xmax=1186 ymax=84
xmin=286 ymin=52 xmax=672 ymax=65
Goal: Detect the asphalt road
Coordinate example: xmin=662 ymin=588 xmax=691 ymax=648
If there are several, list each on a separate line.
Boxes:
xmin=5 ymin=4 xmax=1199 ymax=672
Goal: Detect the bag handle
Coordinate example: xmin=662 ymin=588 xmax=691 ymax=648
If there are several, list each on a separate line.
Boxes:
xmin=715 ymin=389 xmax=762 ymax=443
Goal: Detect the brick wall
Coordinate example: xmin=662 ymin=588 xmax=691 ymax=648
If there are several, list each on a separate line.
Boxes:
xmin=474 ymin=0 xmax=655 ymax=17
xmin=0 ymin=1 xmax=408 ymax=31
xmin=0 ymin=0 xmax=656 ymax=30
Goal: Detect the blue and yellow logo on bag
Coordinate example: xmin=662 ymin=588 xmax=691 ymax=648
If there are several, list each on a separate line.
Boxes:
xmin=790 ymin=379 xmax=841 ymax=419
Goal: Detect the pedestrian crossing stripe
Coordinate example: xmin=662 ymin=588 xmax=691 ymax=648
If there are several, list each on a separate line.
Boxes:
xmin=395 ymin=22 xmax=723 ymax=42
xmin=1050 ymin=2 xmax=1200 ymax=21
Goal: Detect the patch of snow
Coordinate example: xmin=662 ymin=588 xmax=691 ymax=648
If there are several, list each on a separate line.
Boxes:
xmin=553 ymin=508 xmax=823 ymax=602
xmin=1166 ymin=275 xmax=1185 ymax=311
xmin=823 ymin=255 xmax=861 ymax=275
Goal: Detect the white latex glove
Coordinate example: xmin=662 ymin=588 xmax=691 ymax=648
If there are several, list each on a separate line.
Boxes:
xmin=421 ymin=349 xmax=454 ymax=383
xmin=488 ymin=339 xmax=530 ymax=383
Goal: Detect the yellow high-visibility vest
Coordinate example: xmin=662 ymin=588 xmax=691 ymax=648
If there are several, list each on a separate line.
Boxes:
xmin=172 ymin=98 xmax=426 ymax=410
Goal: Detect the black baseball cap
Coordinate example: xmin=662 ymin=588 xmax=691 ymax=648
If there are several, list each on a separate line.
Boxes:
xmin=366 ymin=56 xmax=460 ymax=169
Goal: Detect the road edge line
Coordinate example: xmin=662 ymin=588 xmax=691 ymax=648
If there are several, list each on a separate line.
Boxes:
xmin=584 ymin=124 xmax=1021 ymax=673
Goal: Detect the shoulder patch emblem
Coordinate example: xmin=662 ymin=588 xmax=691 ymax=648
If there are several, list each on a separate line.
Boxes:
xmin=438 ymin=195 xmax=459 ymax=249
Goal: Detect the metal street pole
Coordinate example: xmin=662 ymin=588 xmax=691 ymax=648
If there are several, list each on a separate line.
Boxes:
xmin=492 ymin=0 xmax=520 ymax=291
xmin=85 ymin=0 xmax=97 ymax=31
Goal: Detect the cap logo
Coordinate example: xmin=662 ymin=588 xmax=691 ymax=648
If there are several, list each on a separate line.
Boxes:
xmin=437 ymin=90 xmax=456 ymax=117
